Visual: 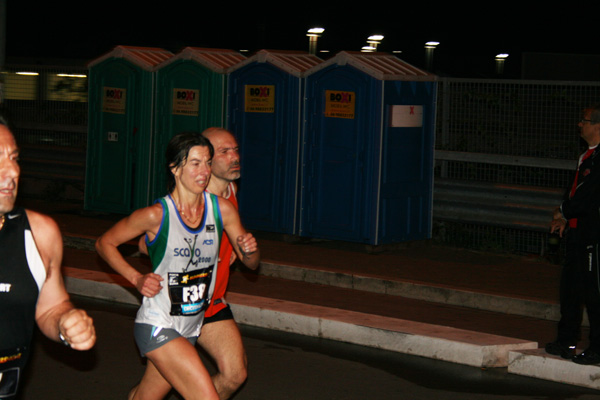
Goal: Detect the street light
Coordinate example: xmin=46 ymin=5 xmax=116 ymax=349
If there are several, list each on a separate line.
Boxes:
xmin=366 ymin=35 xmax=384 ymax=51
xmin=307 ymin=27 xmax=324 ymax=55
xmin=424 ymin=41 xmax=439 ymax=71
xmin=495 ymin=53 xmax=509 ymax=75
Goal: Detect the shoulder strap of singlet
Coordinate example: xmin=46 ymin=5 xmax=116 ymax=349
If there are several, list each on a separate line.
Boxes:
xmin=208 ymin=193 xmax=224 ymax=248
xmin=147 ymin=198 xmax=169 ymax=271
xmin=17 ymin=208 xmax=47 ymax=291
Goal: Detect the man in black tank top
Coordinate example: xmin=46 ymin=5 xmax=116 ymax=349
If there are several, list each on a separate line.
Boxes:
xmin=0 ymin=110 xmax=96 ymax=398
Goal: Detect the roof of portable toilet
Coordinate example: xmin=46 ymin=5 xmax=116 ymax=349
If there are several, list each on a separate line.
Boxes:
xmin=156 ymin=47 xmax=247 ymax=74
xmin=229 ymin=49 xmax=322 ymax=78
xmin=305 ymin=51 xmax=437 ymax=81
xmin=87 ymin=45 xmax=174 ymax=70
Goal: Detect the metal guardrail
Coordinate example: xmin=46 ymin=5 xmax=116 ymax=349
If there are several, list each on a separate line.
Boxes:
xmin=434 ymin=149 xmax=573 ymax=231
xmin=433 ymin=149 xmax=572 ymax=254
xmin=433 ymin=178 xmax=563 ymax=233
xmin=435 ymin=150 xmax=576 ymax=171
xmin=19 ymin=143 xmax=86 ymax=182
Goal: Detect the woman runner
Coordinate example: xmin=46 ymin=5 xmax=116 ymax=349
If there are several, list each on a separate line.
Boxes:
xmin=96 ymin=132 xmax=259 ymax=400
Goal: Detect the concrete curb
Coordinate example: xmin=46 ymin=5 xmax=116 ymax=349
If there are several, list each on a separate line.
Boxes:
xmin=63 ymin=270 xmax=537 ymax=368
xmin=258 ymin=262 xmax=564 ymax=323
xmin=509 ymin=349 xmax=600 ymax=390
xmin=228 ymin=292 xmax=537 ymax=368
xmin=62 ymin=235 xmax=567 ymax=324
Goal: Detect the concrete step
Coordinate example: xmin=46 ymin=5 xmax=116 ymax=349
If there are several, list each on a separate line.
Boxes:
xmin=62 ymin=235 xmax=566 ymax=325
xmin=56 ymin=229 xmax=598 ymax=390
xmin=509 ymin=349 xmax=600 ymax=390
xmin=228 ymin=292 xmax=537 ymax=368
xmin=62 ymin=266 xmax=537 ymax=368
xmin=258 ymin=261 xmax=563 ymax=324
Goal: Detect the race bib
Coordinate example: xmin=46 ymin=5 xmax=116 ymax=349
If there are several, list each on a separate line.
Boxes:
xmin=0 ymin=347 xmax=25 ymax=398
xmin=168 ymin=267 xmax=214 ymax=316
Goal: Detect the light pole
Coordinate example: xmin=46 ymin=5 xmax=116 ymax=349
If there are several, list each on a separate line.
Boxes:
xmin=307 ymin=27 xmax=324 ymax=55
xmin=424 ymin=41 xmax=439 ymax=71
xmin=495 ymin=53 xmax=509 ymax=75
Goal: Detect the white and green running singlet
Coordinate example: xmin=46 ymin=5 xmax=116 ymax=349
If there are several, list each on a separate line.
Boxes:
xmin=135 ymin=192 xmax=223 ymax=338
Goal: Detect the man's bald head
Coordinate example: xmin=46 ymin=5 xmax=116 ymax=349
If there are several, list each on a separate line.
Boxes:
xmin=201 ymin=127 xmax=241 ymax=182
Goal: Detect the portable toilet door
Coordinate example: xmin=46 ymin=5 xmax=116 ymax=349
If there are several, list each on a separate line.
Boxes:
xmin=301 ymin=54 xmax=382 ymax=243
xmin=301 ymin=51 xmax=437 ymax=245
xmin=151 ymin=47 xmax=246 ymax=201
xmin=85 ymin=46 xmax=173 ymax=214
xmin=378 ymin=80 xmax=437 ymax=244
xmin=227 ymin=50 xmax=322 ymax=234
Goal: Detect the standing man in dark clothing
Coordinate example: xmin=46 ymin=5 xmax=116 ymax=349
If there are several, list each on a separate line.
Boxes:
xmin=546 ymin=105 xmax=600 ymax=365
xmin=0 ymin=110 xmax=96 ymax=398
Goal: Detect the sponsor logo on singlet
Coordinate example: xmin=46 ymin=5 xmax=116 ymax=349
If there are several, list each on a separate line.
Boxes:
xmin=172 ymin=235 xmax=212 ymax=272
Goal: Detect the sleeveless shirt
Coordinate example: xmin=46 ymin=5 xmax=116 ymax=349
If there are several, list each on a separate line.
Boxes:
xmin=0 ymin=208 xmax=46 ymax=398
xmin=205 ymin=182 xmax=238 ymax=318
xmin=137 ymin=192 xmax=222 ymax=338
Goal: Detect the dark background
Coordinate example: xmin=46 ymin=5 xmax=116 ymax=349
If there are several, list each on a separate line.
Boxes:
xmin=4 ymin=3 xmax=596 ymax=78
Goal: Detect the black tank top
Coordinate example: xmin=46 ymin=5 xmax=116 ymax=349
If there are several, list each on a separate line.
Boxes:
xmin=0 ymin=208 xmax=45 ymax=398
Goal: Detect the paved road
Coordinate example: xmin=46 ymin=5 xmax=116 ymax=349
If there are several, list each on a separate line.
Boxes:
xmin=18 ymin=296 xmax=600 ymax=400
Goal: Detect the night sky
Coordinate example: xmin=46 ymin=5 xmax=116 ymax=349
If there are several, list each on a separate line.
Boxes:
xmin=4 ymin=3 xmax=595 ymax=78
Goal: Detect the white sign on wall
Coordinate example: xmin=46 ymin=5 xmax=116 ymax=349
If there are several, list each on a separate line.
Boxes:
xmin=390 ymin=105 xmax=423 ymax=127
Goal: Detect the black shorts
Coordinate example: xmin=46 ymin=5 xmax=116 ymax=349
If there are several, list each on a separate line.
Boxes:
xmin=203 ymin=304 xmax=234 ymax=325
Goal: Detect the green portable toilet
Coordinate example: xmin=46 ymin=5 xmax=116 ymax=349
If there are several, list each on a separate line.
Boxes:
xmin=85 ymin=45 xmax=173 ymax=213
xmin=151 ymin=47 xmax=246 ymax=201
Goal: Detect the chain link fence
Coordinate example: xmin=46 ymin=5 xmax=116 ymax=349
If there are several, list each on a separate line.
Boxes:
xmin=434 ymin=78 xmax=600 ymax=255
xmin=1 ymin=65 xmax=88 ymax=200
xmin=1 ymin=64 xmax=88 ymax=144
xmin=436 ymin=78 xmax=600 ymax=184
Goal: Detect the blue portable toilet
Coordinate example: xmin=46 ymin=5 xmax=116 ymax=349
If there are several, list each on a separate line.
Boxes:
xmin=301 ymin=51 xmax=437 ymax=245
xmin=227 ymin=50 xmax=322 ymax=233
xmin=151 ymin=47 xmax=246 ymax=201
xmin=85 ymin=46 xmax=173 ymax=214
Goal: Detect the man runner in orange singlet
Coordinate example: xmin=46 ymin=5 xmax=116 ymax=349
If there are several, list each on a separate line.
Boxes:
xmin=198 ymin=127 xmax=255 ymax=399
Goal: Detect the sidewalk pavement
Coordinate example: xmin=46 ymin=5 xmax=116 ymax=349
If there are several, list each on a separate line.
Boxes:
xmin=17 ymin=198 xmax=600 ymax=390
